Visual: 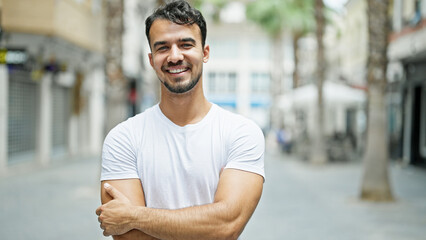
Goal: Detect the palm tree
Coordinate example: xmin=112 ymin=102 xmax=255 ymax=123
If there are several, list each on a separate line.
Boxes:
xmin=156 ymin=0 xmax=166 ymax=5
xmin=360 ymin=0 xmax=393 ymax=201
xmin=246 ymin=0 xmax=315 ymax=130
xmin=105 ymin=0 xmax=127 ymax=133
xmin=310 ymin=0 xmax=327 ymax=164
xmin=361 ymin=0 xmax=393 ymax=201
xmin=189 ymin=0 xmax=227 ymax=21
xmin=287 ymin=1 xmax=315 ymax=88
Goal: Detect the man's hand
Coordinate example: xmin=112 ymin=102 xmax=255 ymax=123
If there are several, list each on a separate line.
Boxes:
xmin=96 ymin=183 xmax=137 ymax=236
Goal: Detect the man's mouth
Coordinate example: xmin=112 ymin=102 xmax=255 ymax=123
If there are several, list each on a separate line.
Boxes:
xmin=166 ymin=68 xmax=189 ymax=74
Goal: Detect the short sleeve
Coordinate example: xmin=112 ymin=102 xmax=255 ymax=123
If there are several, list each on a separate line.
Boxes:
xmin=100 ymin=122 xmax=139 ymax=181
xmin=225 ymin=119 xmax=265 ymax=181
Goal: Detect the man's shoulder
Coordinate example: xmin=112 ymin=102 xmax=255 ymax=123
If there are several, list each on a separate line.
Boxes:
xmin=215 ymin=105 xmax=256 ymax=124
xmin=107 ymin=104 xmax=159 ymax=137
xmin=128 ymin=104 xmax=158 ymax=123
xmin=213 ymin=105 xmax=263 ymax=134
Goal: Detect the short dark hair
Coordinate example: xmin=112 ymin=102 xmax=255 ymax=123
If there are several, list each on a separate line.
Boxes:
xmin=145 ymin=0 xmax=207 ymax=48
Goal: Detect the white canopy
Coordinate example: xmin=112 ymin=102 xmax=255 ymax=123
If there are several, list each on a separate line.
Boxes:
xmin=279 ymin=81 xmax=366 ymax=110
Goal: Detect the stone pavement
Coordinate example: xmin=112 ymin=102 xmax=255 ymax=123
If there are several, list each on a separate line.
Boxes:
xmin=241 ymin=149 xmax=426 ymax=240
xmin=0 ymin=149 xmax=425 ymax=240
xmin=0 ymin=156 xmax=104 ymax=240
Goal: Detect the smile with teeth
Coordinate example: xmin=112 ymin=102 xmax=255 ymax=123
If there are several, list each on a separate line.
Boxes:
xmin=167 ymin=68 xmax=189 ymax=74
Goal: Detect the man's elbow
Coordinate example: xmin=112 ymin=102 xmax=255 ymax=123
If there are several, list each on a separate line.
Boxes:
xmin=112 ymin=229 xmax=155 ymax=240
xmin=112 ymin=234 xmax=133 ymax=240
xmin=217 ymin=219 xmax=246 ymax=240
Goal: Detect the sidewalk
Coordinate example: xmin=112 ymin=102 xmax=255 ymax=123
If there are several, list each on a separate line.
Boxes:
xmin=0 ymin=149 xmax=425 ymax=240
xmin=242 ymin=148 xmax=426 ymax=240
xmin=0 ymin=156 xmax=105 ymax=240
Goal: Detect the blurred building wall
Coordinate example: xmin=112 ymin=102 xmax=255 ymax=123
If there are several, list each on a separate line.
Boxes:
xmin=388 ymin=0 xmax=426 ymax=166
xmin=2 ymin=0 xmax=105 ymax=52
xmin=0 ymin=0 xmax=106 ymax=175
xmin=316 ymin=0 xmax=426 ymax=165
xmin=122 ymin=0 xmax=158 ymax=113
xmin=339 ymin=0 xmax=368 ymax=88
xmin=204 ymin=22 xmax=273 ymax=131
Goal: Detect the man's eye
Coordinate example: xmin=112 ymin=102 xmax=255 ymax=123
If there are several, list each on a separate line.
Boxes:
xmin=182 ymin=44 xmax=193 ymax=48
xmin=157 ymin=46 xmax=168 ymax=51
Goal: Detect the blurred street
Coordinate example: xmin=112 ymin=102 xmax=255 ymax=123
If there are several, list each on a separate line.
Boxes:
xmin=1 ymin=144 xmax=426 ymax=240
xmin=243 ymin=146 xmax=426 ymax=240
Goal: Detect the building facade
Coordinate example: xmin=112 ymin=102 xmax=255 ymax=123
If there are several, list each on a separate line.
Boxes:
xmin=205 ymin=21 xmax=272 ymax=131
xmin=339 ymin=0 xmax=368 ymax=88
xmin=388 ymin=0 xmax=426 ymax=166
xmin=327 ymin=0 xmax=426 ymax=165
xmin=122 ymin=0 xmax=159 ymax=113
xmin=0 ymin=0 xmax=106 ymax=174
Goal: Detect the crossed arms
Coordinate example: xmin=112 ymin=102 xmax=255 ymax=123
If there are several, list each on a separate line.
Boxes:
xmin=96 ymin=168 xmax=264 ymax=240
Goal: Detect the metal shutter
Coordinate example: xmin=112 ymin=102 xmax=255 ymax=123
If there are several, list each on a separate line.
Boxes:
xmin=8 ymin=68 xmax=39 ymax=164
xmin=51 ymin=83 xmax=71 ymax=157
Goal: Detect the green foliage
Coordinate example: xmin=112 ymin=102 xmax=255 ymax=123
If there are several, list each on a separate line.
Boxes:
xmin=191 ymin=0 xmax=226 ymax=9
xmin=246 ymin=0 xmax=316 ymax=38
xmin=190 ymin=0 xmax=205 ymax=9
xmin=208 ymin=0 xmax=227 ymax=8
xmin=191 ymin=0 xmax=228 ymax=23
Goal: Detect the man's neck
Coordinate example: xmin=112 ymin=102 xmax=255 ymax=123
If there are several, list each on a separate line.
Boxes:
xmin=159 ymin=85 xmax=211 ymax=127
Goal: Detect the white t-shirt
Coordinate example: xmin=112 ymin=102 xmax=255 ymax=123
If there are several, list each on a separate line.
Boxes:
xmin=101 ymin=103 xmax=265 ymax=210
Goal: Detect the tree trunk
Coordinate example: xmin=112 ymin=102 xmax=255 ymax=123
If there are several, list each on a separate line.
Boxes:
xmin=105 ymin=0 xmax=128 ymax=133
xmin=156 ymin=0 xmax=166 ymax=6
xmin=292 ymin=33 xmax=302 ymax=89
xmin=310 ymin=0 xmax=327 ymax=164
xmin=360 ymin=0 xmax=393 ymax=201
xmin=270 ymin=35 xmax=284 ymax=130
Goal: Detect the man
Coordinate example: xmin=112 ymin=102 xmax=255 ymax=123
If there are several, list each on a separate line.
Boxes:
xmin=96 ymin=1 xmax=265 ymax=239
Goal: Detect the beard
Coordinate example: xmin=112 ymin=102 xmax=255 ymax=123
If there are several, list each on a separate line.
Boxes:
xmin=161 ymin=71 xmax=202 ymax=94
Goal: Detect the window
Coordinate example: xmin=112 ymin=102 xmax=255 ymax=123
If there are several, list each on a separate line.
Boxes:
xmin=403 ymin=0 xmax=422 ymax=26
xmin=207 ymin=72 xmax=237 ymax=94
xmin=251 ymin=72 xmax=270 ymax=94
xmin=208 ymin=72 xmax=216 ymax=93
xmin=228 ymin=73 xmax=236 ymax=92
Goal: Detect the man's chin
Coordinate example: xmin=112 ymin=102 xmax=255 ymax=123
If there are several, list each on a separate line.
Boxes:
xmin=164 ymin=80 xmax=199 ymax=94
xmin=170 ymin=87 xmax=194 ymax=94
xmin=163 ymin=82 xmax=192 ymax=94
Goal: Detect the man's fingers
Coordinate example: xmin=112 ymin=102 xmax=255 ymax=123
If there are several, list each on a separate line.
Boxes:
xmin=104 ymin=182 xmax=125 ymax=200
xmin=96 ymin=206 xmax=102 ymax=216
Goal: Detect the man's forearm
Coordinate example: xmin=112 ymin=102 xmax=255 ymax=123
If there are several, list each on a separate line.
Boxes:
xmin=130 ymin=202 xmax=245 ymax=240
xmin=113 ymin=229 xmax=160 ymax=240
xmin=99 ymin=170 xmax=263 ymax=240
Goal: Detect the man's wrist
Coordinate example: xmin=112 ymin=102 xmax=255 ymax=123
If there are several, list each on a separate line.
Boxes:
xmin=129 ymin=206 xmax=145 ymax=231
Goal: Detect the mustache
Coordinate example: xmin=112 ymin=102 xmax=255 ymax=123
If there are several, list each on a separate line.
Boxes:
xmin=162 ymin=61 xmax=192 ymax=69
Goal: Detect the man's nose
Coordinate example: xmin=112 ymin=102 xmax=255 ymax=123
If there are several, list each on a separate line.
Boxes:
xmin=167 ymin=45 xmax=184 ymax=63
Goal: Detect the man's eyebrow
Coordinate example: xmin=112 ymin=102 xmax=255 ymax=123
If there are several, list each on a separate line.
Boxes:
xmin=153 ymin=41 xmax=167 ymax=49
xmin=179 ymin=38 xmax=196 ymax=44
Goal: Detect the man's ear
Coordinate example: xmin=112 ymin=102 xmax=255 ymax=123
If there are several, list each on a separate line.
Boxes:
xmin=148 ymin=53 xmax=154 ymax=68
xmin=203 ymin=45 xmax=210 ymax=63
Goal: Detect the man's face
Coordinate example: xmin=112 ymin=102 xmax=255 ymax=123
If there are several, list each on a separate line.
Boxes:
xmin=148 ymin=19 xmax=209 ymax=94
